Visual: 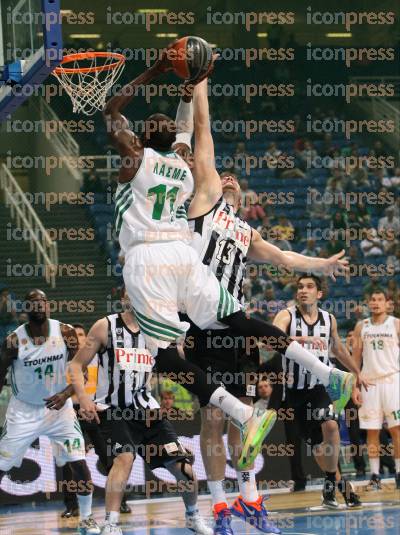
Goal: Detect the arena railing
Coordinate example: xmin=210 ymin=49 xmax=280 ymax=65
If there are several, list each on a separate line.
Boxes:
xmin=33 ymin=97 xmax=82 ymax=182
xmin=350 ymin=76 xmax=400 ymax=153
xmin=0 ymin=163 xmax=58 ymax=288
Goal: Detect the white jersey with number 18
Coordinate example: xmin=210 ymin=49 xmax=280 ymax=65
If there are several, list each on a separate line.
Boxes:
xmin=361 ymin=315 xmax=399 ymax=380
xmin=115 ymin=147 xmax=194 ymax=254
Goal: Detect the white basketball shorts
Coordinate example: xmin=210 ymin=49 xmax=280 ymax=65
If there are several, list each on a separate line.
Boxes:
xmin=358 ymin=372 xmax=400 ymax=429
xmin=0 ymin=397 xmax=85 ymax=471
xmin=123 ymin=241 xmax=241 ymax=353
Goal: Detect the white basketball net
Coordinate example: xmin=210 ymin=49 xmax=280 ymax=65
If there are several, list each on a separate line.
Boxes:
xmin=53 ymin=54 xmax=125 ymax=116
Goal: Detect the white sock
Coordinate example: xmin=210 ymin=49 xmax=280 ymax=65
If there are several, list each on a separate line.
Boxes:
xmin=395 ymin=459 xmax=400 ymax=473
xmin=369 ymin=457 xmax=380 ymax=475
xmin=285 ymin=341 xmax=331 ymax=386
xmin=105 ymin=511 xmax=120 ymax=525
xmin=236 ymin=470 xmax=259 ymax=502
xmin=77 ymin=493 xmax=92 ymax=520
xmin=209 ymin=387 xmax=253 ymax=425
xmin=207 ymin=480 xmax=227 ymax=506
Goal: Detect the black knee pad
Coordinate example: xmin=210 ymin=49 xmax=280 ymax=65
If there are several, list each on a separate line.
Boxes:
xmin=178 ymin=457 xmax=195 ymax=483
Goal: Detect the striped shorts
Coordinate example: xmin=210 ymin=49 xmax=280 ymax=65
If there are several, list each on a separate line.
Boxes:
xmin=123 ymin=241 xmax=241 ymax=354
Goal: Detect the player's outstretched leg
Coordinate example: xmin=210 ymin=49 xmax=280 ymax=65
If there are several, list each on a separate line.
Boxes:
xmin=157 ymin=346 xmax=277 ymax=470
xmin=222 ymin=311 xmax=356 ymax=416
xmin=167 ymin=460 xmax=213 ymax=535
xmin=69 ymin=460 xmax=100 ymax=534
xmin=227 ymin=401 xmax=281 ymax=534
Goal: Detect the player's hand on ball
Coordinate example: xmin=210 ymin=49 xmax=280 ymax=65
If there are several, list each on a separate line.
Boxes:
xmin=44 ymin=392 xmax=68 ymax=410
xmin=79 ymin=396 xmax=100 ymax=423
xmin=323 ymin=250 xmax=349 ymax=281
xmin=152 ymin=45 xmax=175 ymax=74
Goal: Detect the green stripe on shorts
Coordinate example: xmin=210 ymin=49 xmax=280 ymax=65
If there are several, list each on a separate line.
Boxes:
xmin=136 ymin=323 xmax=177 ymax=342
xmin=218 ymin=287 xmax=238 ymax=320
xmin=135 ymin=310 xmax=184 ymax=336
xmin=135 ymin=314 xmax=180 ymax=342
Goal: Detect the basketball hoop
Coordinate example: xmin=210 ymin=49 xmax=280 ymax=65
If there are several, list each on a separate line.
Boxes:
xmin=53 ymin=52 xmax=126 ymax=116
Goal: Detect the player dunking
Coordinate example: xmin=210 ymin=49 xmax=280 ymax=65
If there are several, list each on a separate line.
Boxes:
xmin=175 ymin=79 xmax=366 ymax=534
xmin=69 ymin=288 xmax=212 ymax=535
xmin=0 ymin=290 xmax=100 ymax=534
xmin=274 ymin=276 xmax=362 ymax=508
xmin=96 ymin=50 xmax=355 ymax=475
xmin=352 ymin=290 xmax=400 ymax=490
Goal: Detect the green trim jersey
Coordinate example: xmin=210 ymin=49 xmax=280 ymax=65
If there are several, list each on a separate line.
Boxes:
xmin=11 ymin=319 xmax=68 ymax=406
xmin=115 ymin=148 xmax=194 ymax=253
xmin=360 ymin=315 xmax=399 ymax=380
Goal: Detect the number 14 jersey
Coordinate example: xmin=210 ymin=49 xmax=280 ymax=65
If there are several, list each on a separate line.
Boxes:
xmin=12 ymin=319 xmax=68 ymax=406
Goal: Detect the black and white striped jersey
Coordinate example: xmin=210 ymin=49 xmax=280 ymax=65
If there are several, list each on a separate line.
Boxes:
xmin=95 ymin=313 xmax=159 ymax=410
xmin=283 ymin=305 xmax=333 ymax=393
xmin=188 ymin=197 xmax=252 ymax=304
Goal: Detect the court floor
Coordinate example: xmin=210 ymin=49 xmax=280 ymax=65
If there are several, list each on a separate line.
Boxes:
xmin=0 ymin=480 xmax=398 ymax=535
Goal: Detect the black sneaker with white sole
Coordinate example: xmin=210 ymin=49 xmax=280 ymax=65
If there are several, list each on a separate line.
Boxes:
xmin=338 ymin=479 xmax=362 ymax=508
xmin=322 ymin=487 xmax=339 ymax=509
xmin=367 ymin=473 xmax=382 ymax=491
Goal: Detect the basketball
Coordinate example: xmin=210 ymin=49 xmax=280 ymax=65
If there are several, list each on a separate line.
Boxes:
xmin=170 ymin=36 xmax=213 ymax=81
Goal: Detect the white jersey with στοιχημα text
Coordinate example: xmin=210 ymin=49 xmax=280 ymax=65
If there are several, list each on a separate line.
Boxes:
xmin=115 ymin=147 xmax=194 ymax=254
xmin=10 ymin=319 xmax=68 ymax=406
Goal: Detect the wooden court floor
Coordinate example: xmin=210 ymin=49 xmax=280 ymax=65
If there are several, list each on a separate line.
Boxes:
xmin=0 ymin=479 xmax=398 ymax=535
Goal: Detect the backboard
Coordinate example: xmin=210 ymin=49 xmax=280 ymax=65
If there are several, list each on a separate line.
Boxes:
xmin=0 ymin=0 xmax=62 ymax=122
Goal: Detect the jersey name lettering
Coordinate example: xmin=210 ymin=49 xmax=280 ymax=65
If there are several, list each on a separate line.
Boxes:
xmin=153 ymin=162 xmax=187 ymax=181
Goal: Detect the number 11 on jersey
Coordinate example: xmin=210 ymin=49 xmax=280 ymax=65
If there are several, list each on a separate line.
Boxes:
xmin=147 ymin=184 xmax=179 ymax=221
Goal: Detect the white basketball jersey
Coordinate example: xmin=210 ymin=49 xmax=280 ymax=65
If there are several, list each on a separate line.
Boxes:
xmin=115 ymin=148 xmax=194 ymax=253
xmin=11 ymin=319 xmax=68 ymax=406
xmin=361 ymin=315 xmax=399 ymax=379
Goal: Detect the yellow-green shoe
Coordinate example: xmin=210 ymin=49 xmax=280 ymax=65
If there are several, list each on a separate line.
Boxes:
xmin=237 ymin=408 xmax=277 ymax=470
xmin=326 ymin=369 xmax=356 ymax=415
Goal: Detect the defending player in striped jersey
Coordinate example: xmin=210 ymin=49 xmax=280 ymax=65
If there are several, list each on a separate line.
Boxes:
xmin=101 ymin=48 xmax=281 ymax=475
xmin=0 ymin=290 xmax=100 ymax=535
xmin=351 ymin=289 xmax=400 ymax=490
xmin=273 ymin=276 xmax=362 ymax=508
xmin=173 ymin=78 xmax=366 ymax=534
xmin=69 ymin=288 xmax=213 ymax=535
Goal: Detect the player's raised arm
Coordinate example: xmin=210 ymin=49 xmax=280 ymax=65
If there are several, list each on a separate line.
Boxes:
xmin=190 ymin=78 xmax=223 ymax=215
xmin=0 ymin=334 xmax=17 ymax=394
xmin=68 ymin=318 xmax=108 ymax=423
xmin=103 ymin=52 xmax=173 ymax=183
xmin=249 ymin=230 xmax=349 ymax=281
